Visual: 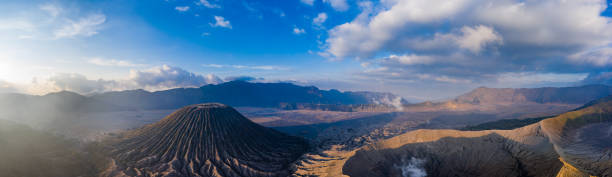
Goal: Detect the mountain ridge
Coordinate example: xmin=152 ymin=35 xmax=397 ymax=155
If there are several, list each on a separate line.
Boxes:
xmin=0 ymin=80 xmax=406 ymax=116
xmin=453 ymin=84 xmax=612 ymax=105
xmin=339 ymin=94 xmax=612 ymax=177
xmin=90 ymin=80 xmax=407 ymax=110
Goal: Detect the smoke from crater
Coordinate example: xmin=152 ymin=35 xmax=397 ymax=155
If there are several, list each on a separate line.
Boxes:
xmin=395 ymin=157 xmax=427 ymax=177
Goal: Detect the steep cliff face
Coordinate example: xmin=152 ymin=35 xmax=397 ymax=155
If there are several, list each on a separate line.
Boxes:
xmin=340 ymin=96 xmax=612 ymax=177
xmin=102 ymin=103 xmax=308 ymax=177
xmin=540 ymin=96 xmax=612 ymax=176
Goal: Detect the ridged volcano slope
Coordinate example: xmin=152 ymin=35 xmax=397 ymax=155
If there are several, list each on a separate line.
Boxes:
xmin=102 ymin=103 xmax=308 ymax=177
xmin=340 ymin=96 xmax=612 ymax=177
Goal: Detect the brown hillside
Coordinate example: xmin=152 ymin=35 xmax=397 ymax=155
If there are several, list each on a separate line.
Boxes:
xmin=339 ymin=96 xmax=612 ymax=177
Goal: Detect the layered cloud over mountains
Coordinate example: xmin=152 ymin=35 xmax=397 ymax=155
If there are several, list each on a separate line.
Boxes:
xmin=323 ymin=0 xmax=612 ymax=87
xmin=1 ymin=0 xmax=610 ymax=100
xmin=128 ymin=65 xmax=223 ymax=90
xmin=0 ymin=65 xmax=223 ymax=95
xmin=581 ymin=72 xmax=612 ymax=85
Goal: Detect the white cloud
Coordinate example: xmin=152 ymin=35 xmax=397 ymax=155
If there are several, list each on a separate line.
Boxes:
xmin=324 ymin=0 xmax=612 ymax=88
xmin=325 ymin=0 xmax=611 ymax=59
xmin=375 ymin=25 xmax=503 ymax=54
xmin=210 ymin=16 xmax=232 ymax=29
xmin=325 ymin=0 xmax=481 ymax=58
xmin=54 ymin=13 xmax=106 ymax=38
xmin=360 ymin=62 xmax=371 ymax=68
xmin=39 ymin=4 xmax=62 ymax=18
xmin=175 ymin=6 xmax=190 ymax=12
xmin=301 ymin=0 xmax=315 ymax=6
xmin=569 ymin=47 xmax=612 ymax=66
xmin=9 ymin=65 xmax=224 ymax=95
xmin=230 ymin=65 xmax=287 ymax=70
xmin=313 ymin=12 xmax=328 ymax=26
xmin=496 ymin=72 xmax=587 ymax=87
xmin=386 ymin=54 xmax=434 ymax=65
xmin=202 ymin=64 xmax=223 ymax=68
xmin=128 ymin=65 xmax=222 ymax=90
xmin=414 ymin=74 xmax=472 ymax=84
xmin=18 ymin=35 xmax=35 ymax=39
xmin=7 ymin=73 xmax=115 ymax=95
xmin=46 ymin=73 xmax=117 ymax=94
xmin=293 ymin=27 xmax=306 ymax=35
xmin=0 ymin=80 xmax=19 ymax=93
xmin=0 ymin=3 xmax=108 ymax=40
xmin=0 ymin=19 xmax=35 ymax=31
xmin=202 ymin=64 xmax=288 ymax=70
xmin=248 ymin=65 xmax=287 ymax=70
xmin=456 ymin=25 xmax=503 ymax=53
xmin=581 ymin=72 xmax=612 ymax=85
xmin=431 ymin=75 xmax=472 ymax=84
xmin=87 ymin=57 xmax=142 ymax=67
xmin=196 ymin=0 xmax=220 ymax=8
xmin=323 ymin=0 xmax=349 ymax=11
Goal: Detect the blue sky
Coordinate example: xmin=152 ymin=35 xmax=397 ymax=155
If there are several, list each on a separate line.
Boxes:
xmin=0 ymin=0 xmax=611 ymax=101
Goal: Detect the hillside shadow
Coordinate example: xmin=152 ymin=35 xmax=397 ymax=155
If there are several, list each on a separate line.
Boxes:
xmin=342 ymin=132 xmax=564 ymax=177
xmin=273 ymin=112 xmax=399 ymax=139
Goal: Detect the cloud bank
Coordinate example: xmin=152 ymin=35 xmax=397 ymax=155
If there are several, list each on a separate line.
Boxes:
xmin=0 ymin=80 xmax=18 ymax=93
xmin=322 ymin=0 xmax=612 ymax=88
xmin=128 ymin=65 xmax=223 ymax=91
xmin=3 ymin=65 xmax=223 ymax=95
xmin=581 ymin=72 xmax=612 ymax=85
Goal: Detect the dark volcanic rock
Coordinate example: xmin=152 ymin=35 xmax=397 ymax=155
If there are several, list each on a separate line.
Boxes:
xmin=102 ymin=103 xmax=308 ymax=177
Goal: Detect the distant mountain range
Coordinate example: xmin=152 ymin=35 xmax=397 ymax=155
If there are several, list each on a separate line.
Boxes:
xmin=402 ymin=84 xmax=612 ymax=112
xmin=0 ymin=81 xmax=406 ymax=114
xmin=0 ymin=91 xmax=127 ymax=113
xmin=90 ymin=80 xmax=406 ymax=110
xmin=453 ymin=84 xmax=612 ymax=105
xmin=2 ymin=82 xmax=612 ymax=116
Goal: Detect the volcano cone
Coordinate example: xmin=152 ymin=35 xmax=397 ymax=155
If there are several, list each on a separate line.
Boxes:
xmin=103 ymin=103 xmax=308 ymax=177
